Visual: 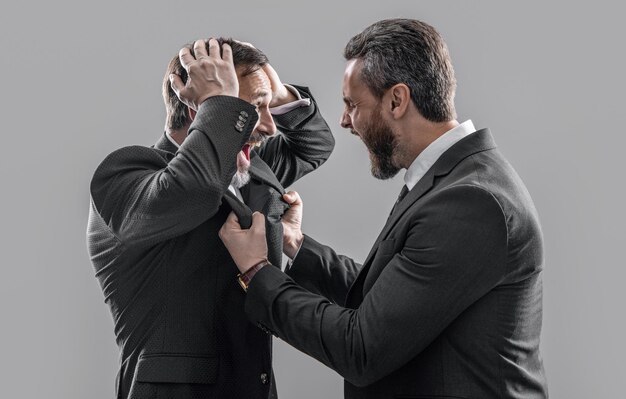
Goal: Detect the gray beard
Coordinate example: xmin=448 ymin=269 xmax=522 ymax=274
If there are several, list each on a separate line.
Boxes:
xmin=231 ymin=170 xmax=251 ymax=189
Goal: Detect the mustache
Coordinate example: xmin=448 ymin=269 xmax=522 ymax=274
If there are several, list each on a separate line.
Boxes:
xmin=248 ymin=132 xmax=268 ymax=146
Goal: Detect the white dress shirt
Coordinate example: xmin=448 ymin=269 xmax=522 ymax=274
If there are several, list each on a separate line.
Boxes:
xmin=403 ymin=120 xmax=476 ymax=190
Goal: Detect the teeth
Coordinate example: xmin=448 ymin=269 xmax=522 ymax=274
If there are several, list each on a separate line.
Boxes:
xmin=246 ymin=141 xmax=262 ymax=149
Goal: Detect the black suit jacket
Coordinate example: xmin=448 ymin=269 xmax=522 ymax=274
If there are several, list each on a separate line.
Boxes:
xmin=245 ymin=129 xmax=548 ymax=398
xmin=87 ymin=88 xmax=334 ymax=399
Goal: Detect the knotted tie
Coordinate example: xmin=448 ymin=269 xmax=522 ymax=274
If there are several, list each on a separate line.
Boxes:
xmin=390 ymin=185 xmax=409 ymax=216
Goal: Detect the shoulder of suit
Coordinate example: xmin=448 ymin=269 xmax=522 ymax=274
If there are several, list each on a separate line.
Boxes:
xmin=91 ymin=145 xmax=168 ymax=186
xmin=423 ymin=183 xmax=507 ymax=232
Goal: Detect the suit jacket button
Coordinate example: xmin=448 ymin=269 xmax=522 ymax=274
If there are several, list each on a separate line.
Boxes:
xmin=260 ymin=372 xmax=269 ymax=385
xmin=235 ymin=120 xmax=245 ymax=132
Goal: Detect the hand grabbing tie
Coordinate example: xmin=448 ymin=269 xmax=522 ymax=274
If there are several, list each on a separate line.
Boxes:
xmin=219 ymin=211 xmax=269 ymax=274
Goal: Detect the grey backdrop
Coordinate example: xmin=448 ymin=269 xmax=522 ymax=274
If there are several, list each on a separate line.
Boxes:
xmin=1 ymin=0 xmax=623 ymax=398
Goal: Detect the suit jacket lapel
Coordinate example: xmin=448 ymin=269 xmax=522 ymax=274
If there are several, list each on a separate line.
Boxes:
xmin=347 ymin=129 xmax=498 ymax=304
xmin=344 ymin=170 xmax=437 ymax=308
xmin=361 ymin=169 xmax=436 ymax=267
xmin=366 ymin=129 xmax=497 ymax=265
xmin=248 ymin=152 xmax=286 ymax=195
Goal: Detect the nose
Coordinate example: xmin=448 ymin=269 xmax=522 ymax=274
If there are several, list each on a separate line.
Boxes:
xmin=255 ymin=108 xmax=277 ymax=137
xmin=340 ymin=108 xmax=352 ymax=130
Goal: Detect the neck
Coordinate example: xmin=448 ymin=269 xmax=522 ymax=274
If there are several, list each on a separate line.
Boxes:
xmin=396 ymin=117 xmax=459 ymax=169
xmin=167 ymin=127 xmax=189 ymax=146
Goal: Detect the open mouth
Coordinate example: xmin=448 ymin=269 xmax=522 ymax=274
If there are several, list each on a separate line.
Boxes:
xmin=241 ymin=141 xmax=263 ymax=162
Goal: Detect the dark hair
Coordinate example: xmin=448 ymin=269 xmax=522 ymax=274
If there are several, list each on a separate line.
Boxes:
xmin=162 ymin=38 xmax=269 ymax=131
xmin=344 ymin=19 xmax=457 ymax=122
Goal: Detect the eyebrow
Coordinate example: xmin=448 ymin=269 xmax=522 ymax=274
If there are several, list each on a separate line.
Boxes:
xmin=252 ymin=90 xmax=271 ymax=102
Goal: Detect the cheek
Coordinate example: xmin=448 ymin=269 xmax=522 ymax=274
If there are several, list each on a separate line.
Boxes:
xmin=353 ymin=110 xmax=371 ymax=132
xmin=350 ymin=110 xmax=362 ymax=128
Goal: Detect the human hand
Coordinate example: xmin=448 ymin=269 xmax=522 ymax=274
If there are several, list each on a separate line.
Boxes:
xmin=169 ymin=38 xmax=239 ymax=110
xmin=281 ymin=191 xmax=304 ymax=259
xmin=262 ymin=63 xmax=297 ymax=107
xmin=219 ymin=211 xmax=269 ymax=273
xmin=233 ymin=40 xmax=296 ymax=107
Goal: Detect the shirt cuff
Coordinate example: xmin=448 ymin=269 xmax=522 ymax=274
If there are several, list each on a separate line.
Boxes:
xmin=269 ymin=84 xmax=311 ymax=115
xmin=284 ymin=238 xmax=304 ymax=271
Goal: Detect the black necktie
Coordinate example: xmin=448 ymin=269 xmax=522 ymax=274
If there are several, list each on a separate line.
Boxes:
xmin=390 ymin=185 xmax=409 ymax=216
xmin=245 ymin=154 xmax=289 ymax=267
xmin=263 ymin=193 xmax=287 ymax=268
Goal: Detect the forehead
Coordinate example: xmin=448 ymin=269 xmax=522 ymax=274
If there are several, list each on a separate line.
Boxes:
xmin=344 ymin=59 xmax=360 ymax=79
xmin=343 ymin=59 xmax=372 ymax=99
xmin=237 ymin=67 xmax=271 ymax=102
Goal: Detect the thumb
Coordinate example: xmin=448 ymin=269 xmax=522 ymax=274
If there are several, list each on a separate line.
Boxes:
xmin=283 ymin=191 xmax=302 ymax=206
xmin=251 ymin=212 xmax=266 ymax=231
xmin=169 ymin=74 xmax=185 ymax=96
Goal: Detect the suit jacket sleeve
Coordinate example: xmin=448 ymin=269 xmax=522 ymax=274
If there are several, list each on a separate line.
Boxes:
xmin=256 ymin=85 xmax=334 ymax=187
xmin=245 ymin=185 xmax=508 ymax=387
xmin=286 ymin=235 xmax=361 ymax=306
xmin=89 ymin=96 xmax=258 ymax=248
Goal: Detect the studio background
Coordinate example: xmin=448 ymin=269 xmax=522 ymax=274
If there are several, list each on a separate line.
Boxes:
xmin=1 ymin=0 xmax=623 ymax=398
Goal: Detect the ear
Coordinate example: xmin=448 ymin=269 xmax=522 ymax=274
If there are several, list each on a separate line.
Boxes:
xmin=187 ymin=107 xmax=197 ymax=121
xmin=386 ymin=83 xmax=411 ymax=120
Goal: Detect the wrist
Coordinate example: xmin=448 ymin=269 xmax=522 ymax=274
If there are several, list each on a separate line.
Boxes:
xmin=283 ymin=232 xmax=304 ymax=259
xmin=271 ymin=85 xmax=298 ymax=107
xmin=237 ymin=260 xmax=270 ymax=291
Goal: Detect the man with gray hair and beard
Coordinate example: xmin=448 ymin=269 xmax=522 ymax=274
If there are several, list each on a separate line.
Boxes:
xmin=219 ymin=19 xmax=549 ymax=398
xmin=87 ymin=38 xmax=334 ymax=399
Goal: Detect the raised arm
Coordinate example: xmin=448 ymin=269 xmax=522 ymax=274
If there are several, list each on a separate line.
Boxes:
xmin=90 ymin=39 xmax=255 ymax=248
xmin=256 ymin=64 xmax=334 ymax=187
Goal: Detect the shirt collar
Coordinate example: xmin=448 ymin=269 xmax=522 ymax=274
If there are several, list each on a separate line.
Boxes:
xmin=165 ymin=131 xmax=181 ymax=149
xmin=404 ymin=120 xmax=476 ymax=190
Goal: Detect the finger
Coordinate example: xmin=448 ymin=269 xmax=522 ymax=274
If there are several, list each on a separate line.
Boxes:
xmin=207 ymin=38 xmax=220 ymax=59
xmin=179 ymin=47 xmax=195 ymax=69
xmin=193 ymin=39 xmax=208 ymax=59
xmin=225 ymin=210 xmax=240 ymax=226
xmin=251 ymin=212 xmax=266 ymax=231
xmin=219 ymin=212 xmax=239 ymax=240
xmin=262 ymin=63 xmax=282 ymax=87
xmin=218 ymin=224 xmax=227 ymax=241
xmin=221 ymin=43 xmax=233 ymax=64
xmin=169 ymin=74 xmax=185 ymax=96
xmin=283 ymin=191 xmax=302 ymax=206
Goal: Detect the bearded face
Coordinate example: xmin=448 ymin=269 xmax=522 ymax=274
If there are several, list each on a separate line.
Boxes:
xmin=356 ymin=104 xmax=401 ymax=180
